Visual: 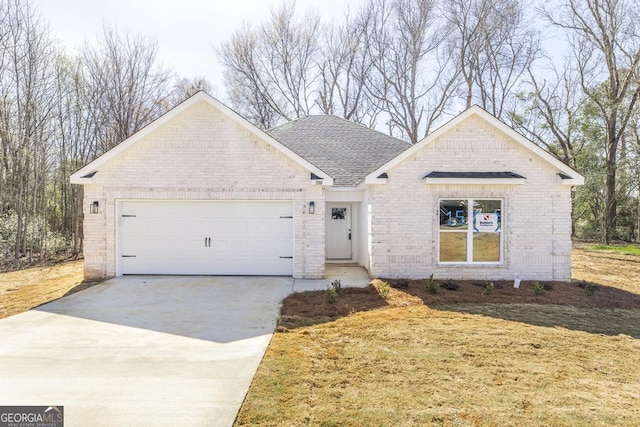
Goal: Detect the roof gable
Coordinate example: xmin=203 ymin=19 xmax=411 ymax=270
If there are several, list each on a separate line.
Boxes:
xmin=70 ymin=92 xmax=334 ymax=185
xmin=365 ymin=105 xmax=584 ymax=186
xmin=268 ymin=115 xmax=410 ymax=186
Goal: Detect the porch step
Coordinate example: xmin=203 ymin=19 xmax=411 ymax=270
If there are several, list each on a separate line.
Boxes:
xmin=326 ymin=262 xmax=359 ymax=267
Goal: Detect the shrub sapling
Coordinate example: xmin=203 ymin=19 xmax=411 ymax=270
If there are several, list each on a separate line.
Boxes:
xmin=483 ymin=281 xmax=494 ymax=296
xmin=533 ymin=281 xmax=545 ymax=296
xmin=377 ymin=281 xmax=391 ymax=299
xmin=425 ymin=274 xmax=439 ymax=294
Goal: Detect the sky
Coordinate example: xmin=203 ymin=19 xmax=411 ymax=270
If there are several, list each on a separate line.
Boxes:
xmin=38 ymin=0 xmax=362 ymax=96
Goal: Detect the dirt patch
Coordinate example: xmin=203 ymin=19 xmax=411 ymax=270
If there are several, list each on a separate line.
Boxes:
xmin=0 ymin=260 xmax=102 ymax=319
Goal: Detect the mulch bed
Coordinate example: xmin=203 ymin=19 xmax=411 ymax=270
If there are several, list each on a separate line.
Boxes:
xmin=278 ymin=278 xmax=640 ymax=329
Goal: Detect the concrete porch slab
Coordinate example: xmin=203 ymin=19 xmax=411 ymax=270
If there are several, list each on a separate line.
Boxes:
xmin=292 ymin=265 xmax=371 ymax=292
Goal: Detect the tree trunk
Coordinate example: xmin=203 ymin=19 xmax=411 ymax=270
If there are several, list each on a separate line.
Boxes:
xmin=636 ymin=194 xmax=640 ymax=243
xmin=14 ymin=171 xmax=25 ymax=259
xmin=603 ymin=155 xmax=617 ymax=244
xmin=73 ymin=188 xmax=83 ymax=257
xmin=571 ymin=189 xmax=577 ymax=237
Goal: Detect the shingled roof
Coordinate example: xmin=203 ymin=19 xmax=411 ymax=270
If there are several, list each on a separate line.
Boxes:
xmin=268 ymin=115 xmax=411 ymax=186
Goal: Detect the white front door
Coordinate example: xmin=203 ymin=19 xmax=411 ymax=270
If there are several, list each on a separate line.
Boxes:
xmin=326 ymin=204 xmax=352 ymax=259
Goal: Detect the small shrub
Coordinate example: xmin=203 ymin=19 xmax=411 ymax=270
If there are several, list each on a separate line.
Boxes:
xmin=425 ymin=274 xmax=439 ymax=294
xmin=483 ymin=281 xmax=494 ymax=296
xmin=389 ymin=279 xmax=409 ymax=289
xmin=330 ymin=279 xmax=342 ymax=294
xmin=533 ymin=281 xmax=545 ymax=296
xmin=441 ymin=281 xmax=459 ymax=291
xmin=584 ymin=282 xmax=597 ymax=297
xmin=325 ymin=286 xmax=339 ymax=304
xmin=377 ymin=281 xmax=391 ymax=299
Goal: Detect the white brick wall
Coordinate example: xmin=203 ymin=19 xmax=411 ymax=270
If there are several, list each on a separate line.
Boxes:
xmin=81 ymin=102 xmax=574 ymax=282
xmin=368 ymin=115 xmax=573 ymax=281
xmin=82 ymin=100 xmax=325 ymax=279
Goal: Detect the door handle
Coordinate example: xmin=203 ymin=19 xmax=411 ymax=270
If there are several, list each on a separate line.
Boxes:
xmin=205 ymin=237 xmax=212 ymax=247
xmin=348 ymin=229 xmax=352 ymax=240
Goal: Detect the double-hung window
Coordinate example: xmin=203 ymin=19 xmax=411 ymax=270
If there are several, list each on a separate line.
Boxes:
xmin=439 ymin=199 xmax=502 ymax=263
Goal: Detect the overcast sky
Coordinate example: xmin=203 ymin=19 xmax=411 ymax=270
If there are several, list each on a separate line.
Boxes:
xmin=38 ymin=0 xmax=362 ymax=96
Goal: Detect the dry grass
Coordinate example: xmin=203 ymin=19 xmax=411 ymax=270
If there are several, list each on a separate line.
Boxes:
xmin=236 ymin=247 xmax=640 ymax=426
xmin=572 ymin=242 xmax=640 ymax=295
xmin=0 ymin=260 xmax=96 ymax=319
xmin=1 ymin=248 xmax=638 ymax=425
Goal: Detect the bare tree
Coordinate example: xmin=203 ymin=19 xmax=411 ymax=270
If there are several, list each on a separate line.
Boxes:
xmin=219 ymin=2 xmax=322 ymax=128
xmin=50 ymin=53 xmax=96 ymax=257
xmin=316 ymin=9 xmax=381 ymax=126
xmin=81 ymin=25 xmax=172 ymax=154
xmin=544 ymin=0 xmax=640 ymax=243
xmin=168 ymin=76 xmax=215 ymax=107
xmin=521 ymin=63 xmax=587 ymax=168
xmin=445 ymin=0 xmax=540 ymax=119
xmin=630 ymin=116 xmax=640 ymax=241
xmin=515 ymin=62 xmax=591 ymax=235
xmin=362 ymin=0 xmax=458 ymax=142
xmin=0 ymin=3 xmax=233 ymax=267
xmin=0 ymin=0 xmax=57 ymax=262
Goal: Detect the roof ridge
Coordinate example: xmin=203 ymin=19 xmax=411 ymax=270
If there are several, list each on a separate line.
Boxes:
xmin=269 ymin=114 xmax=411 ymax=146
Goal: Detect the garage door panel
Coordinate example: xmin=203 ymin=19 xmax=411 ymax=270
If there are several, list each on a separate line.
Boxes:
xmin=250 ymin=240 xmax=290 ymax=255
xmin=118 ymin=201 xmax=293 ymax=275
xmin=122 ymin=238 xmax=190 ymax=258
xmin=223 ymin=220 xmax=250 ymax=235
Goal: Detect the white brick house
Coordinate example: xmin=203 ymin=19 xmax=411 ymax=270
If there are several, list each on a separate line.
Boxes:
xmin=71 ymin=92 xmax=583 ymax=281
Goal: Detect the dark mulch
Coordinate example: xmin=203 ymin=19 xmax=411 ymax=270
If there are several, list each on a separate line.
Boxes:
xmin=278 ymin=278 xmax=640 ymax=330
xmin=279 ymin=286 xmax=386 ymax=329
xmin=378 ymin=278 xmax=640 ymax=308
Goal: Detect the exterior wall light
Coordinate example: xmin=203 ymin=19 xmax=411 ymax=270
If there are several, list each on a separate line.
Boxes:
xmin=309 ymin=201 xmax=315 ymax=214
xmin=90 ymin=201 xmax=99 ymax=214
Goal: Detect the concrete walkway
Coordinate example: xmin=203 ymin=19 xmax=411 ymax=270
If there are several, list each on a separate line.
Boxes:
xmin=293 ymin=265 xmax=371 ymax=292
xmin=0 ymin=269 xmax=370 ymax=427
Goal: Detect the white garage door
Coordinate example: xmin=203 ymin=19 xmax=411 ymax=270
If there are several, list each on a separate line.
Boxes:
xmin=118 ymin=200 xmax=294 ymax=275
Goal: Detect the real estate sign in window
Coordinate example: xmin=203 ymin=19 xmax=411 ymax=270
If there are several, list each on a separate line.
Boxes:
xmin=439 ymin=199 xmax=502 ymax=264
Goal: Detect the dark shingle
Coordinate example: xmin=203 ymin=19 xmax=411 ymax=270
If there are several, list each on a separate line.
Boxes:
xmin=268 ymin=115 xmax=410 ymax=186
xmin=424 ymin=171 xmax=525 ymax=179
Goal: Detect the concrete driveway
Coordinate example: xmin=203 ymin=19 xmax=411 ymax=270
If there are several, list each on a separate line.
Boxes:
xmin=0 ymin=276 xmax=295 ymax=427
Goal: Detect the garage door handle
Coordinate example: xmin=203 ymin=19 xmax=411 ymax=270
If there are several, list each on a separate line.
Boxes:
xmin=205 ymin=237 xmax=211 ymax=247
xmin=279 ymin=256 xmax=293 ymax=259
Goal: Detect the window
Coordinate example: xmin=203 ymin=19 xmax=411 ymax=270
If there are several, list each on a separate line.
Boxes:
xmin=332 ymin=208 xmax=347 ymax=220
xmin=439 ymin=199 xmax=502 ymax=263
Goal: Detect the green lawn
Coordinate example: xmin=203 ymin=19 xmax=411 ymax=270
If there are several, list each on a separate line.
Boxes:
xmin=587 ymin=244 xmax=640 ymax=256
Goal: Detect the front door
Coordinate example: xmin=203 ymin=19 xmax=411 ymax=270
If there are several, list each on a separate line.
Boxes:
xmin=326 ymin=204 xmax=352 ymax=259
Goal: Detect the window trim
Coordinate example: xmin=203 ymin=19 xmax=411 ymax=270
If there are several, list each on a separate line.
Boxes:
xmin=438 ymin=198 xmax=504 ymax=265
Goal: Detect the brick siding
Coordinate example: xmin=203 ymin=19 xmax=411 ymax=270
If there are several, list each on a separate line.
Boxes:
xmin=368 ymin=115 xmax=573 ymax=281
xmin=82 ymin=100 xmax=325 ymax=279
